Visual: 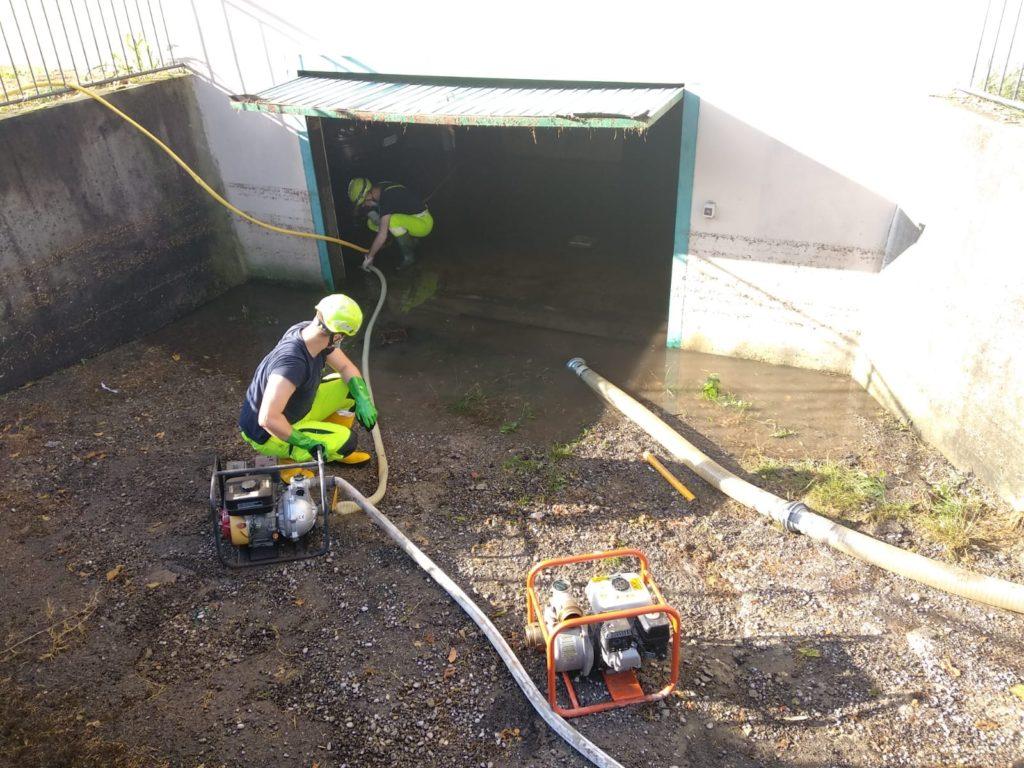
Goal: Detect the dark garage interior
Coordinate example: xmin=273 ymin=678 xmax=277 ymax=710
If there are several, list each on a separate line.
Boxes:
xmin=319 ymin=102 xmax=683 ymax=340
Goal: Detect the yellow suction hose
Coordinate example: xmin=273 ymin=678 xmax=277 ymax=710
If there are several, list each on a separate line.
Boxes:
xmin=65 ymin=81 xmax=387 ymax=513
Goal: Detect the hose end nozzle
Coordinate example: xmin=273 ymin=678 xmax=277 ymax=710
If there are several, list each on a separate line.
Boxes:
xmin=566 ymin=357 xmax=588 ymax=376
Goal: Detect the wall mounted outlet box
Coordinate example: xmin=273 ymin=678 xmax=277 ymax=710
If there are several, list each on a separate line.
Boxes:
xmin=703 ymin=201 xmax=717 ymax=218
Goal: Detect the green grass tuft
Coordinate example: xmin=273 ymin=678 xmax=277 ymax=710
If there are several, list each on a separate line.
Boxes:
xmin=699 ymin=374 xmax=752 ymax=410
xmin=922 ymin=481 xmax=984 ymax=559
xmin=448 ymin=383 xmax=489 ymax=416
xmin=501 ymin=435 xmax=583 ymax=498
xmin=754 ymin=458 xmax=885 ymax=516
xmin=501 ymin=455 xmax=542 ymax=474
xmin=500 ymin=403 xmax=534 ymax=434
xmin=805 ymin=462 xmax=886 ymax=516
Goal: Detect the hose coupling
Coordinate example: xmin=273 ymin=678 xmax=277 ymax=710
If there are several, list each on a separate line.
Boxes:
xmin=780 ymin=500 xmax=810 ymax=533
xmin=566 ymin=357 xmax=588 ymax=376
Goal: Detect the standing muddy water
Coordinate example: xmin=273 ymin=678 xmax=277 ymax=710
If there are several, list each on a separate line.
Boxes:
xmin=1 ymin=279 xmax=1021 ymax=768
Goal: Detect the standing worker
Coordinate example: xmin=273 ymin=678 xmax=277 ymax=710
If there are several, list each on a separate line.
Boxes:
xmin=238 ymin=294 xmax=378 ymax=464
xmin=349 ymin=178 xmax=433 ymax=270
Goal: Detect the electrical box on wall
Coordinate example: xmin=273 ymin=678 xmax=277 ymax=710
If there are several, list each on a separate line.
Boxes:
xmin=702 ymin=201 xmax=717 ymax=219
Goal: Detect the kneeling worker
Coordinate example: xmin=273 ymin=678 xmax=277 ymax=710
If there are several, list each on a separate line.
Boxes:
xmin=348 ymin=177 xmax=433 ymax=270
xmin=239 ymin=294 xmax=377 ymax=464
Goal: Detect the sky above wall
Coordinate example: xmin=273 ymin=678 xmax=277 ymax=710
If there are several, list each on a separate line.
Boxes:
xmin=285 ymin=0 xmax=986 ymax=95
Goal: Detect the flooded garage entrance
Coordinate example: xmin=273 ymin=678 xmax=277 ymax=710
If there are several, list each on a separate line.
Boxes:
xmin=233 ymin=72 xmax=687 ymax=341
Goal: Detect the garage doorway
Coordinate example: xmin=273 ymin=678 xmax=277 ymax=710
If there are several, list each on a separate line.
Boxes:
xmin=232 ymin=73 xmax=686 ymax=340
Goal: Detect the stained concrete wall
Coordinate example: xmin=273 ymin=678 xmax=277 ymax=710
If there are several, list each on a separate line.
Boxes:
xmin=853 ymin=99 xmax=1024 ymax=509
xmin=188 ymin=78 xmax=321 ymax=284
xmin=0 ymin=73 xmax=244 ymax=393
xmin=678 ymin=99 xmax=896 ymax=372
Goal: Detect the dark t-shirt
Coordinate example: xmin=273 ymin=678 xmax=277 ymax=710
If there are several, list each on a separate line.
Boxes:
xmin=378 ymin=183 xmax=425 ymax=217
xmin=239 ymin=322 xmax=328 ymax=443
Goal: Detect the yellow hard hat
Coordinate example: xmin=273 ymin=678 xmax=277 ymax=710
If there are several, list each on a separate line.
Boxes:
xmin=347 ymin=177 xmax=372 ymax=205
xmin=315 ymin=294 xmax=363 ymax=336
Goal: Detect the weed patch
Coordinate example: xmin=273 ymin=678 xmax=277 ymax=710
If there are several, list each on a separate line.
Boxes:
xmin=753 ymin=458 xmax=1005 ymax=560
xmin=922 ymin=480 xmax=985 ymax=559
xmin=754 ymin=458 xmax=885 ymax=517
xmin=501 ymin=455 xmax=543 ymax=475
xmin=805 ymin=462 xmax=886 ymax=516
xmin=448 ymin=383 xmax=491 ymax=418
xmin=500 ymin=403 xmax=535 ymax=435
xmin=448 ymin=384 xmax=536 ymax=433
xmin=699 ymin=374 xmax=752 ymax=410
xmin=502 ymin=435 xmax=583 ymax=499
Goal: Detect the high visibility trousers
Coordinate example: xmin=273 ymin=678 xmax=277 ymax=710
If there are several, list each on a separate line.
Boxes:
xmin=241 ymin=374 xmax=356 ymax=462
xmin=367 ymin=209 xmax=434 ymax=238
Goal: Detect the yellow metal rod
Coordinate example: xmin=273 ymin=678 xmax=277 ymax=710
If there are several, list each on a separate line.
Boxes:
xmin=642 ymin=450 xmax=696 ymax=502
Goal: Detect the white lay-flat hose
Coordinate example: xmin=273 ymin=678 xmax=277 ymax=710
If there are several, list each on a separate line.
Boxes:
xmin=331 ymin=475 xmax=624 ymax=768
xmin=335 ymin=264 xmax=388 ymax=515
xmin=567 ymin=357 xmax=1024 ymax=615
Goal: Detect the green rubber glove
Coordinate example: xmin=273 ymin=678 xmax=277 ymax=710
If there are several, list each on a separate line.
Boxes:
xmin=348 ymin=376 xmax=377 ymax=430
xmin=286 ymin=430 xmax=326 ymax=459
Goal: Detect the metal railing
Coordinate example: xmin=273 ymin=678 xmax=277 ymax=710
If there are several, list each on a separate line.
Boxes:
xmin=0 ymin=0 xmax=177 ymax=108
xmin=969 ymin=0 xmax=1024 ymax=106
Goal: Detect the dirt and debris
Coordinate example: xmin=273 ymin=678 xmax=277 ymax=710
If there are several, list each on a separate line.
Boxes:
xmin=1 ymin=282 xmax=1023 ymax=768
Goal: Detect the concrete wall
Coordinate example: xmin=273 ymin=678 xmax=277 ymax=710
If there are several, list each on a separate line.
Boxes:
xmin=853 ymin=98 xmax=1024 ymax=509
xmin=163 ymin=4 xmax=340 ymax=286
xmin=0 ymin=73 xmax=244 ymax=393
xmin=678 ymin=99 xmax=896 ymax=372
xmin=188 ymin=78 xmax=321 ymax=284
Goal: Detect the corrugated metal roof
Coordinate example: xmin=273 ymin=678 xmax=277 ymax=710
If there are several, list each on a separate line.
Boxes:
xmin=230 ymin=72 xmax=686 ymax=130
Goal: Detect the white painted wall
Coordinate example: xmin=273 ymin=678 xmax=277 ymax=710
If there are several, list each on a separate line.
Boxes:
xmin=679 ymin=99 xmax=897 ymax=371
xmin=853 ymin=98 xmax=1024 ymax=509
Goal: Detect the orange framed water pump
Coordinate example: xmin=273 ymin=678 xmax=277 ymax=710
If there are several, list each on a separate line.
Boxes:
xmin=524 ymin=548 xmax=681 ymax=717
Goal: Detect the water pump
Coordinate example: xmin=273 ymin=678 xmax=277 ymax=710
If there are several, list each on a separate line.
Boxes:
xmin=524 ymin=549 xmax=681 ymax=717
xmin=210 ymin=455 xmax=330 ymax=567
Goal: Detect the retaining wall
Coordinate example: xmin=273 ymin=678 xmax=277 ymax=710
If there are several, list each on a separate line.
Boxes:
xmin=677 ymin=99 xmax=897 ymax=373
xmin=0 ymin=73 xmax=244 ymax=393
xmin=853 ymin=98 xmax=1024 ymax=509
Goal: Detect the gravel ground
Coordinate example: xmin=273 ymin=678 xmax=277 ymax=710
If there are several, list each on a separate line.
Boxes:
xmin=2 ymin=289 xmax=1023 ymax=768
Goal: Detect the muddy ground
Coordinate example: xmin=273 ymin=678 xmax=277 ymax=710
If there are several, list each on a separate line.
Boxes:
xmin=2 ymin=280 xmax=1023 ymax=768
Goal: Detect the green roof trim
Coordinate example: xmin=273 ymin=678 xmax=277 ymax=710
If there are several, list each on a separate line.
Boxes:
xmin=230 ymin=72 xmax=686 ymax=130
